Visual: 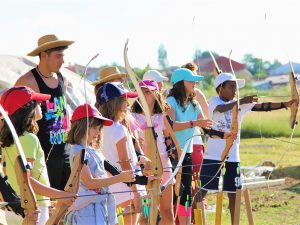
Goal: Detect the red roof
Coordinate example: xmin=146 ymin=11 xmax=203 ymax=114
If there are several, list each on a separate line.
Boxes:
xmin=199 ymin=56 xmax=246 ymax=73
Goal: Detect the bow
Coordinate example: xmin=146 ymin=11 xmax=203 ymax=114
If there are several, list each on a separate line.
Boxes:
xmin=161 ymin=121 xmax=191 ymax=219
xmin=0 ymin=105 xmax=38 ymax=225
xmin=124 ymin=40 xmax=163 ymax=225
xmin=289 ymin=61 xmax=299 ymax=130
xmin=134 ymin=80 xmax=190 ymax=220
xmin=220 ymin=103 xmax=239 ymax=162
xmin=209 ymin=50 xmax=222 ymax=77
xmin=45 ymin=150 xmax=86 ymax=225
xmin=197 ymin=50 xmax=238 ymax=181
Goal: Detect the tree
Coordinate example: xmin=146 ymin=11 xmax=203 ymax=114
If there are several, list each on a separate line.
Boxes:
xmin=193 ymin=49 xmax=202 ymax=61
xmin=158 ymin=44 xmax=168 ymax=70
xmin=242 ymin=53 xmax=265 ymax=76
xmin=242 ymin=54 xmax=283 ymax=77
xmin=193 ymin=49 xmax=218 ymax=61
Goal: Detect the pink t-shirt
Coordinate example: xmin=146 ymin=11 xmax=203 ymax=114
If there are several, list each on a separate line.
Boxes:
xmin=132 ymin=113 xmax=174 ymax=185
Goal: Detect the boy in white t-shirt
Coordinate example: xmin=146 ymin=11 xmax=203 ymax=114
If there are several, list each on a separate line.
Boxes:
xmin=199 ymin=72 xmax=296 ymax=224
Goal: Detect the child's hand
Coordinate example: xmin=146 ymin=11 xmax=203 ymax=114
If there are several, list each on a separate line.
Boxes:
xmin=25 ymin=208 xmax=40 ymax=223
xmin=57 ymin=192 xmax=77 ymax=206
xmin=119 ymin=170 xmax=136 ymax=183
xmin=48 ymin=201 xmax=56 ymax=217
xmin=196 ymin=119 xmax=213 ymax=129
xmin=224 ymin=132 xmax=237 ymax=140
xmin=285 ymin=99 xmax=298 ymax=108
xmin=137 ymin=155 xmax=151 ymax=168
xmin=240 ymin=95 xmax=258 ymax=104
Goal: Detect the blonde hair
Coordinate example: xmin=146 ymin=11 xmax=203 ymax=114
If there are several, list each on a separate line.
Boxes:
xmin=67 ymin=117 xmax=103 ymax=148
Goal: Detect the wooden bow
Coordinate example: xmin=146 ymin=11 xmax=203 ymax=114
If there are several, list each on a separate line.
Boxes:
xmin=136 ymin=81 xmax=190 ymax=219
xmin=45 ymin=150 xmax=86 ymax=225
xmin=124 ymin=40 xmax=163 ymax=225
xmin=289 ymin=61 xmax=299 ymax=130
xmin=0 ymin=105 xmax=38 ymax=225
xmin=209 ymin=50 xmax=222 ymax=77
xmin=161 ymin=118 xmax=185 ymax=196
xmin=220 ymin=103 xmax=239 ymax=162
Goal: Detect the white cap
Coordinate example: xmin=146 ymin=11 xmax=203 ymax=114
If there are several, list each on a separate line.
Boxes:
xmin=214 ymin=72 xmax=245 ymax=89
xmin=143 ymin=70 xmax=169 ymax=82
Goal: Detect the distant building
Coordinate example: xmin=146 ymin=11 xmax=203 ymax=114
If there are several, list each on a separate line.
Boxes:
xmin=265 ymin=62 xmax=300 ymax=86
xmin=252 ymin=80 xmax=272 ymax=90
xmin=67 ymin=63 xmax=99 ymax=82
xmin=193 ymin=56 xmax=252 ymax=80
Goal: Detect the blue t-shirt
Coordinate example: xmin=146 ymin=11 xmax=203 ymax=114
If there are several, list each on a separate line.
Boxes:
xmin=166 ymin=96 xmax=201 ymax=153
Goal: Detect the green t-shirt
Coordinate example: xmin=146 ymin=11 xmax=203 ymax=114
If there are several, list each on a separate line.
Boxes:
xmin=3 ymin=132 xmax=50 ymax=207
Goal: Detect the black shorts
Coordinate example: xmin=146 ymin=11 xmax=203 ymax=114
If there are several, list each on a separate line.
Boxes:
xmin=199 ymin=159 xmax=242 ymax=193
xmin=46 ymin=153 xmax=71 ymax=190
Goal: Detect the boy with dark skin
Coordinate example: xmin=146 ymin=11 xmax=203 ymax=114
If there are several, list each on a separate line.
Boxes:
xmin=199 ymin=72 xmax=295 ymax=224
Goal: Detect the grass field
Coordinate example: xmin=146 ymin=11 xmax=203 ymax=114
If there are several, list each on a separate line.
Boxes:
xmin=205 ymin=137 xmax=300 ymax=225
xmin=241 ymin=104 xmax=300 ymax=138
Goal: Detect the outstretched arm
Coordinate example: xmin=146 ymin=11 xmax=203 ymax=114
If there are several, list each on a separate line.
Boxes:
xmin=252 ymin=99 xmax=296 ymax=111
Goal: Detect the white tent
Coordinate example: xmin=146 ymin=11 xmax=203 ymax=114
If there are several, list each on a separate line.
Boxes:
xmin=0 ymin=55 xmax=96 ymax=113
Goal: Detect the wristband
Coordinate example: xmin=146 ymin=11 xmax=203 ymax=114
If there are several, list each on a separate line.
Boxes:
xmin=190 ymin=120 xmax=194 ymax=128
xmin=281 ymin=102 xmax=287 ymax=110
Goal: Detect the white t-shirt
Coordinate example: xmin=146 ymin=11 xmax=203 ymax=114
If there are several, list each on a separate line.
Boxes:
xmin=101 ymin=121 xmax=145 ymax=205
xmin=204 ymin=96 xmax=255 ymax=162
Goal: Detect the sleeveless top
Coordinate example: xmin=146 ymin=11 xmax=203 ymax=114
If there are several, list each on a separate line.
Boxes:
xmin=31 ymin=68 xmax=69 ymax=157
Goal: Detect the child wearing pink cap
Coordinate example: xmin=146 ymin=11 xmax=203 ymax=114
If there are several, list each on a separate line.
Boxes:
xmin=131 ymin=79 xmax=175 ymax=225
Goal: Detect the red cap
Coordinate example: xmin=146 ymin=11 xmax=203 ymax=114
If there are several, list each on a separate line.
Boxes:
xmin=0 ymin=86 xmax=51 ymax=116
xmin=71 ymin=103 xmax=113 ymax=126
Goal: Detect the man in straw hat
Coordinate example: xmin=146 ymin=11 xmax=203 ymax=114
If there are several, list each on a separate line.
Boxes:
xmin=15 ymin=34 xmax=74 ymax=190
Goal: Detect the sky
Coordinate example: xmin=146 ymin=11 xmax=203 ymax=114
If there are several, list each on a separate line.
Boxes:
xmin=1 ymin=0 xmax=300 ymax=69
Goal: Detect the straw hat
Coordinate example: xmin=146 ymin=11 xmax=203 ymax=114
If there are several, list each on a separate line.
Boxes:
xmin=27 ymin=34 xmax=74 ymax=56
xmin=92 ymin=66 xmax=127 ymax=86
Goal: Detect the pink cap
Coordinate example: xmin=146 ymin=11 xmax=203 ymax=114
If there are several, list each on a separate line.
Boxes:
xmin=138 ymin=80 xmax=159 ymax=91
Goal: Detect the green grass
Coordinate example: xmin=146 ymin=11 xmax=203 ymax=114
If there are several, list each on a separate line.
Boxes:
xmin=204 ymin=138 xmax=300 ymax=225
xmin=239 ymin=137 xmax=300 ymax=168
xmin=205 ymin=187 xmax=300 ymax=225
xmin=241 ymin=107 xmax=300 ymax=138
